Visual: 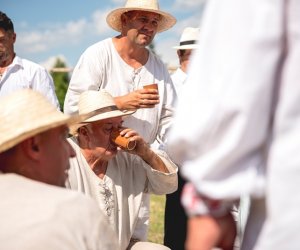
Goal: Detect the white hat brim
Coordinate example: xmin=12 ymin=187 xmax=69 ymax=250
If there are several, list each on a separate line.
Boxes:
xmin=173 ymin=44 xmax=199 ymax=50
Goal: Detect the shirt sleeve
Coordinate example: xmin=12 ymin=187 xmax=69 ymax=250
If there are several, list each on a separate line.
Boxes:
xmin=64 ymin=47 xmax=104 ymax=114
xmin=167 ymin=0 xmax=283 ymax=201
xmin=33 ymin=67 xmax=60 ymax=110
xmin=141 ymin=149 xmax=178 ymax=195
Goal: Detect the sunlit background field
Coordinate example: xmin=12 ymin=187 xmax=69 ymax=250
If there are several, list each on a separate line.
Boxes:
xmin=148 ymin=195 xmax=166 ymax=244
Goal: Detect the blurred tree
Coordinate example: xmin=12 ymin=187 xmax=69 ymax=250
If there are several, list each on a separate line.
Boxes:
xmin=50 ymin=58 xmax=69 ymax=111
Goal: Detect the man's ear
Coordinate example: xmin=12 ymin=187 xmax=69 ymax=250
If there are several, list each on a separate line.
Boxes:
xmin=12 ymin=32 xmax=16 ymax=43
xmin=20 ymin=136 xmax=41 ymax=161
xmin=78 ymin=126 xmax=89 ymax=138
xmin=78 ymin=126 xmax=92 ymax=147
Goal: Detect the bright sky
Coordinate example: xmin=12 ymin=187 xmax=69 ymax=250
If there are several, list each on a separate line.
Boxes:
xmin=2 ymin=0 xmax=206 ymax=70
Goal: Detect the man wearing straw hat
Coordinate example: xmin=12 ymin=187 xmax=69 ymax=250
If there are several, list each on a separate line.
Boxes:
xmin=66 ymin=90 xmax=178 ymax=250
xmin=164 ymin=26 xmax=200 ymax=250
xmin=0 ymin=89 xmax=118 ymax=250
xmin=64 ymin=0 xmax=177 ymax=243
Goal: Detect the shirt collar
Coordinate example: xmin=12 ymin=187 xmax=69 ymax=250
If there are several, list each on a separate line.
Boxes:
xmin=7 ymin=55 xmax=23 ymax=71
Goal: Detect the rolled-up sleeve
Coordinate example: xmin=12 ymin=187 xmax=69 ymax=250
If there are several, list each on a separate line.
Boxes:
xmin=142 ymin=149 xmax=178 ymax=195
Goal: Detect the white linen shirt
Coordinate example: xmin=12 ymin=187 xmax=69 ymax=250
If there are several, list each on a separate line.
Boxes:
xmin=0 ymin=173 xmax=119 ymax=250
xmin=171 ymin=67 xmax=187 ymax=98
xmin=167 ymin=0 xmax=300 ymax=249
xmin=64 ymin=38 xmax=176 ymax=145
xmin=66 ymin=138 xmax=178 ymax=250
xmin=0 ymin=56 xmax=59 ymax=108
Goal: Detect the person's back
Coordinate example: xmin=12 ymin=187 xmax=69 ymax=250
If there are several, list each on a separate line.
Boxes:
xmin=0 ymin=173 xmax=118 ymax=250
xmin=167 ymin=0 xmax=300 ymax=249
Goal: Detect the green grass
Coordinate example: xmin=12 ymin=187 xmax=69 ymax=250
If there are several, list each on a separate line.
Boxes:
xmin=148 ymin=194 xmax=166 ymax=244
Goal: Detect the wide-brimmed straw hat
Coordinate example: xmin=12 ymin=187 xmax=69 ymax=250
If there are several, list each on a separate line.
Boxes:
xmin=70 ymin=90 xmax=135 ymax=135
xmin=0 ymin=89 xmax=81 ymax=153
xmin=173 ymin=27 xmax=200 ymax=50
xmin=106 ymin=0 xmax=176 ymax=33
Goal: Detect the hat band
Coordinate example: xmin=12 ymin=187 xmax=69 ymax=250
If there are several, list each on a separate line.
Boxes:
xmin=179 ymin=40 xmax=196 ymax=46
xmin=86 ymin=105 xmax=119 ymax=117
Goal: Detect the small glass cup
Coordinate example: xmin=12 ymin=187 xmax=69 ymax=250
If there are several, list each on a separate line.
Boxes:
xmin=110 ymin=129 xmax=136 ymax=150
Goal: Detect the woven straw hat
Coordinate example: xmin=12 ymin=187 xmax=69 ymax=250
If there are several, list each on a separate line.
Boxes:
xmin=173 ymin=27 xmax=200 ymax=50
xmin=0 ymin=89 xmax=80 ymax=153
xmin=106 ymin=0 xmax=176 ymax=33
xmin=70 ymin=90 xmax=135 ymax=135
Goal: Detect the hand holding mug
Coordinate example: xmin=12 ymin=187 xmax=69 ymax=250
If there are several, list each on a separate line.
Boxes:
xmin=110 ymin=128 xmax=136 ymax=150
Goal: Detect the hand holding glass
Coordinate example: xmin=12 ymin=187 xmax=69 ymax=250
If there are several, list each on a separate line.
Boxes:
xmin=110 ymin=129 xmax=136 ymax=150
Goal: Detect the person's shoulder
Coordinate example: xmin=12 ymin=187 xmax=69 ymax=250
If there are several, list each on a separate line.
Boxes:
xmin=1 ymin=174 xmax=94 ymax=207
xmin=0 ymin=174 xmax=117 ymax=249
xmin=16 ymin=56 xmax=48 ymax=73
xmin=149 ymin=50 xmax=165 ymax=65
xmin=84 ymin=37 xmax=112 ymax=54
xmin=148 ymin=50 xmax=170 ymax=76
